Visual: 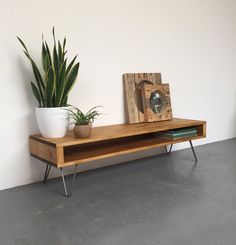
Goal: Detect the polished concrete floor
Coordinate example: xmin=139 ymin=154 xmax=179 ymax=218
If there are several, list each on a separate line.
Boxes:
xmin=1 ymin=139 xmax=236 ymax=245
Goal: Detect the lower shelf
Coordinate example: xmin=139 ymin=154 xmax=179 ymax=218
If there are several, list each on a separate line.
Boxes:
xmin=61 ymin=133 xmax=202 ymax=167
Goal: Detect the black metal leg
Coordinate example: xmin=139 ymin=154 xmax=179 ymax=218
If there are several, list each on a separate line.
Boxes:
xmin=189 ymin=140 xmax=198 ymax=162
xmin=60 ymin=164 xmax=78 ymax=197
xmin=43 ymin=164 xmax=51 ymax=184
xmin=43 ymin=164 xmax=49 ymax=183
xmin=165 ymin=144 xmax=173 ymax=154
xmin=164 ymin=146 xmax=168 ymax=153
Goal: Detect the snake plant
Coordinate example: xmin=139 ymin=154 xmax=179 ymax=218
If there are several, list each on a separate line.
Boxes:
xmin=17 ymin=28 xmax=80 ymax=107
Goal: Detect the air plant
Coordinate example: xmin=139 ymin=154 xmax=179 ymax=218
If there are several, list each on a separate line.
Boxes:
xmin=67 ymin=106 xmax=102 ymax=125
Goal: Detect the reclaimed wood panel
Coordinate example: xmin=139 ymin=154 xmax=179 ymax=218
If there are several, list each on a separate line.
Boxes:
xmin=123 ymin=73 xmax=139 ymax=123
xmin=123 ymin=73 xmax=162 ymax=124
xmin=142 ymin=83 xmax=173 ymax=122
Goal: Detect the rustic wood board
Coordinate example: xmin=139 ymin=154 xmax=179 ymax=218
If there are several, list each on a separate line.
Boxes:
xmin=123 ymin=73 xmax=162 ymax=124
xmin=142 ymin=83 xmax=173 ymax=122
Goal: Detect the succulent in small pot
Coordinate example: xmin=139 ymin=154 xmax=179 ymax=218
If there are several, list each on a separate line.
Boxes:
xmin=17 ymin=28 xmax=80 ymax=138
xmin=67 ymin=106 xmax=102 ymax=138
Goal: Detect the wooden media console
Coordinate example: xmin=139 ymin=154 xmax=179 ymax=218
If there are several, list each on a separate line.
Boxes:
xmin=29 ymin=118 xmax=206 ymax=196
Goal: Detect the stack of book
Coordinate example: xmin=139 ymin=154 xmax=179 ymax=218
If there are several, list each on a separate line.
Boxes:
xmin=156 ymin=127 xmax=197 ymax=140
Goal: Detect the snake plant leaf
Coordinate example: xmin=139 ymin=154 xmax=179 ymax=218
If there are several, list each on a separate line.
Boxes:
xmin=45 ymin=67 xmax=55 ymax=107
xmin=18 ymin=41 xmax=44 ymax=91
xmin=30 ymin=82 xmax=41 ymax=107
xmin=52 ymin=94 xmax=56 ymax=107
xmin=53 ymin=42 xmax=59 ymax=74
xmin=62 ymin=38 xmax=67 ymax=65
xmin=53 ymin=43 xmax=59 ymax=101
xmin=41 ymin=42 xmax=47 ymax=71
xmin=53 ymin=44 xmax=59 ymax=72
xmin=17 ymin=37 xmax=28 ymax=53
xmin=41 ymin=43 xmax=51 ymax=73
xmin=57 ymin=59 xmax=67 ymax=106
xmin=63 ymin=37 xmax=66 ymax=51
xmin=65 ymin=55 xmax=77 ymax=77
xmin=62 ymin=62 xmax=80 ymax=103
xmin=22 ymin=50 xmax=45 ymax=100
xmin=45 ymin=53 xmax=51 ymax=73
xmin=29 ymin=56 xmax=45 ymax=90
xmin=42 ymin=41 xmax=52 ymax=73
xmin=52 ymin=27 xmax=56 ymax=45
xmin=58 ymin=40 xmax=63 ymax=64
xmin=61 ymin=95 xmax=68 ymax=106
xmin=44 ymin=41 xmax=52 ymax=66
xmin=18 ymin=38 xmax=45 ymax=92
xmin=18 ymin=37 xmax=45 ymax=105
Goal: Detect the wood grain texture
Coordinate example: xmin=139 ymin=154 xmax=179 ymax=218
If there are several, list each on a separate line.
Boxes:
xmin=56 ymin=147 xmax=64 ymax=165
xmin=142 ymin=83 xmax=173 ymax=122
xmin=123 ymin=73 xmax=162 ymax=124
xmin=29 ymin=138 xmax=57 ymax=164
xmin=123 ymin=73 xmax=139 ymax=123
xmin=29 ymin=118 xmax=206 ymax=168
xmin=60 ymin=134 xmax=203 ymax=167
xmin=196 ymin=123 xmax=207 ymax=137
xmin=30 ymin=118 xmax=206 ymax=147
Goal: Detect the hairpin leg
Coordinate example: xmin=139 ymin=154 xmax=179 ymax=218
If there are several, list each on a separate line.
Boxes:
xmin=60 ymin=164 xmax=78 ymax=197
xmin=189 ymin=140 xmax=198 ymax=162
xmin=165 ymin=144 xmax=173 ymax=154
xmin=71 ymin=164 xmax=78 ymax=192
xmin=43 ymin=163 xmax=51 ymax=184
xmin=60 ymin=168 xmax=69 ymax=197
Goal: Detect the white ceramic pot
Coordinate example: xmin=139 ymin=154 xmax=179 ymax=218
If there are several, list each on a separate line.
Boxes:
xmin=35 ymin=107 xmax=69 ymax=138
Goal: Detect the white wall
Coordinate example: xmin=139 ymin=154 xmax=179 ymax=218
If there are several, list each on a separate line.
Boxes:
xmin=0 ymin=0 xmax=236 ymax=190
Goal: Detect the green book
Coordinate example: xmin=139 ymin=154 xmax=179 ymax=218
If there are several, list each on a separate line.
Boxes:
xmin=157 ymin=132 xmax=197 ymax=140
xmin=154 ymin=127 xmax=198 ymax=139
xmin=164 ymin=127 xmax=197 ymax=136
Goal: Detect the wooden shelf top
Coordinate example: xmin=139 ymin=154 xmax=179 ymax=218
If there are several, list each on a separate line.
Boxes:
xmin=30 ymin=118 xmax=206 ymax=147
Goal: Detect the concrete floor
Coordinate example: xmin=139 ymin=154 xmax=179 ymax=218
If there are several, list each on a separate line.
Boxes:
xmin=1 ymin=139 xmax=236 ymax=245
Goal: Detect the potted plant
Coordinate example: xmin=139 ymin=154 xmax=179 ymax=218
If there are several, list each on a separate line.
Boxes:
xmin=67 ymin=106 xmax=101 ymax=138
xmin=17 ymin=28 xmax=80 ymax=138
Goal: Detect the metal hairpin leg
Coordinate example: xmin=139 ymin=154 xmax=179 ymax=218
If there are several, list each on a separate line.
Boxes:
xmin=60 ymin=164 xmax=78 ymax=197
xmin=189 ymin=140 xmax=198 ymax=162
xmin=165 ymin=144 xmax=173 ymax=154
xmin=165 ymin=141 xmax=197 ymax=162
xmin=43 ymin=163 xmax=51 ymax=184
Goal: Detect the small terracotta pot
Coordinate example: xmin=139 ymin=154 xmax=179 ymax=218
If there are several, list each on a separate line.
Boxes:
xmin=73 ymin=123 xmax=92 ymax=138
